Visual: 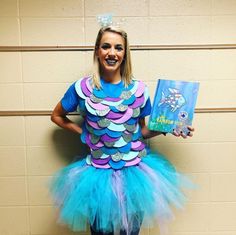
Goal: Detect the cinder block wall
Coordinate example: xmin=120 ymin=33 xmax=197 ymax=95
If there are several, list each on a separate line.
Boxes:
xmin=0 ymin=1 xmax=236 ymax=235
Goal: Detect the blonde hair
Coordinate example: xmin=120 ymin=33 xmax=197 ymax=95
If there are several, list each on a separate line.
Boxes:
xmin=92 ymin=26 xmax=133 ymax=88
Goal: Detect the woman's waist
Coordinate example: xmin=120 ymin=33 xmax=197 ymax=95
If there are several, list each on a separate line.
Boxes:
xmin=85 ymin=147 xmax=149 ymax=170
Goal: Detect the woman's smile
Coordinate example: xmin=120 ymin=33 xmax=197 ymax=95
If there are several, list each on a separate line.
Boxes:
xmin=105 ymin=58 xmax=118 ymax=66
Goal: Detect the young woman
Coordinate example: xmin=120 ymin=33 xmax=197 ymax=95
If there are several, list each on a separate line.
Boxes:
xmin=50 ymin=26 xmax=194 ymax=235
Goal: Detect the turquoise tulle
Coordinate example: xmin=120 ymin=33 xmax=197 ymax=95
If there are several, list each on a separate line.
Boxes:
xmin=50 ymin=152 xmax=192 ymax=234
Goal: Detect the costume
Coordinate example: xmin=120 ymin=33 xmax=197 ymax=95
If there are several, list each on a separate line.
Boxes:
xmin=51 ymin=77 xmax=191 ymax=234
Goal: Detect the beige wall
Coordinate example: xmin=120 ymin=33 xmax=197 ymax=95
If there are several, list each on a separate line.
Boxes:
xmin=0 ymin=1 xmax=236 ymax=235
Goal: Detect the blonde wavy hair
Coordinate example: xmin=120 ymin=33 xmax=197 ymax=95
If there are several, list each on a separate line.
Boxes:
xmin=92 ymin=26 xmax=133 ymax=88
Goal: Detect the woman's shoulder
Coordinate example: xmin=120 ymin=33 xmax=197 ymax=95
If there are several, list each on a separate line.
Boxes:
xmin=74 ymin=76 xmax=93 ymax=90
xmin=73 ymin=76 xmax=93 ymax=99
xmin=130 ymin=79 xmax=150 ymax=102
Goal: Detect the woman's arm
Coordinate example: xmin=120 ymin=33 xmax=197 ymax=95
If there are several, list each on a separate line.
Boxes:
xmin=139 ymin=118 xmax=194 ymax=139
xmin=51 ymin=102 xmax=82 ymax=134
xmin=139 ymin=118 xmax=163 ymax=139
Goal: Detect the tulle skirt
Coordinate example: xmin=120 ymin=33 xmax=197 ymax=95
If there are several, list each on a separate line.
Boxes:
xmin=50 ymin=152 xmax=192 ymax=234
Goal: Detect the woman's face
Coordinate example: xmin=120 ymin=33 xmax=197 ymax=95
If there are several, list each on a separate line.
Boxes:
xmin=96 ymin=31 xmax=125 ymax=77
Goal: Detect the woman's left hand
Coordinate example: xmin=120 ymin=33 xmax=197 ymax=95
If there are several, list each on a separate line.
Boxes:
xmin=172 ymin=126 xmax=195 ymax=138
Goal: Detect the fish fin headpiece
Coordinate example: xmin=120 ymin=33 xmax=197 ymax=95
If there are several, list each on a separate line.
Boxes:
xmin=96 ymin=13 xmax=126 ymax=28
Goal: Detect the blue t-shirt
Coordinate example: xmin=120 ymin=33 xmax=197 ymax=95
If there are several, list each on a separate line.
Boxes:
xmin=61 ymin=79 xmax=151 ymax=118
xmin=61 ymin=82 xmax=79 ymax=112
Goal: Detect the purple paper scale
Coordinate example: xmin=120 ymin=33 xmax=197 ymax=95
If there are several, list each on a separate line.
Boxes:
xmin=86 ymin=119 xmax=102 ymax=129
xmin=81 ymin=78 xmax=91 ymax=96
xmin=124 ymin=157 xmax=141 ymax=166
xmin=131 ymin=142 xmax=145 ymax=151
xmin=105 ymin=97 xmax=122 ymax=102
xmin=106 ymin=111 xmax=124 ymax=119
xmin=131 ymin=141 xmax=142 ymax=148
xmin=91 ymin=161 xmax=110 ymax=169
xmin=87 ymin=98 xmax=108 ymax=110
xmin=100 ymin=134 xmax=120 ymax=142
xmin=112 ymin=108 xmax=133 ymax=124
xmin=129 ymin=95 xmax=144 ymax=109
xmin=86 ymin=134 xmax=103 ymax=149
xmin=85 ymin=77 xmax=93 ymax=92
xmin=92 ymin=156 xmax=111 ymax=165
xmin=135 ymin=82 xmax=145 ymax=97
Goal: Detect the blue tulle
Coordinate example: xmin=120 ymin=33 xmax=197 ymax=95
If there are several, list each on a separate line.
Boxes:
xmin=50 ymin=152 xmax=193 ymax=234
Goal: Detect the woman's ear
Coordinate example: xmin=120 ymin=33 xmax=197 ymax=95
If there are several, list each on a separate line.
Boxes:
xmin=95 ymin=46 xmax=99 ymax=56
xmin=95 ymin=52 xmax=99 ymax=61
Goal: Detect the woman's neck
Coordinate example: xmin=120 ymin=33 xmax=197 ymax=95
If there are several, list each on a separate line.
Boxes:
xmin=101 ymin=71 xmax=122 ymax=84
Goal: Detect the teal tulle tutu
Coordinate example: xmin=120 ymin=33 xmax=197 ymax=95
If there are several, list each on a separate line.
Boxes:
xmin=50 ymin=152 xmax=192 ymax=234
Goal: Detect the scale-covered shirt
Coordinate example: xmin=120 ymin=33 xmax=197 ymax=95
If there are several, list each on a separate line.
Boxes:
xmin=61 ymin=77 xmax=151 ymax=170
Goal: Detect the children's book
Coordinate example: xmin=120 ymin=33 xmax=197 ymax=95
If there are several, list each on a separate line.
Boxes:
xmin=148 ymin=79 xmax=200 ymax=135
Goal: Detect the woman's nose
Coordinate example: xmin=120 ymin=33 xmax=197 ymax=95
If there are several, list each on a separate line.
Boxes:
xmin=108 ymin=47 xmax=115 ymax=55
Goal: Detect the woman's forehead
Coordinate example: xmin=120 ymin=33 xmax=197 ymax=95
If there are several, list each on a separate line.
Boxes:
xmin=100 ymin=31 xmax=125 ymax=45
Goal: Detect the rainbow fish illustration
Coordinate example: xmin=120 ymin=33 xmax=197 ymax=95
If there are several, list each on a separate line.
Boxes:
xmin=158 ymin=88 xmax=186 ymax=112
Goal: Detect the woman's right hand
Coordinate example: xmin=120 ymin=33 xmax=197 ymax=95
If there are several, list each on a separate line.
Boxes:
xmin=51 ymin=102 xmax=82 ymax=134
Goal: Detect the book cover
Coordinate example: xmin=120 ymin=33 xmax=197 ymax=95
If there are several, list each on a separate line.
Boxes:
xmin=148 ymin=79 xmax=200 ymax=135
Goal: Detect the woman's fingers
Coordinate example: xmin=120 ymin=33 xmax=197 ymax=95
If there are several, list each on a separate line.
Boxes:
xmin=187 ymin=126 xmax=195 ymax=132
xmin=172 ymin=129 xmax=180 ymax=137
xmin=172 ymin=126 xmax=195 ymax=138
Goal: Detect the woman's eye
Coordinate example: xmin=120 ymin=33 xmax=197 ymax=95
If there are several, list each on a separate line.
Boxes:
xmin=116 ymin=46 xmax=123 ymax=51
xmin=101 ymin=44 xmax=110 ymax=50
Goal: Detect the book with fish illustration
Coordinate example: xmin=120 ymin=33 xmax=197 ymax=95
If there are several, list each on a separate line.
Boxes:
xmin=148 ymin=79 xmax=199 ymax=135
